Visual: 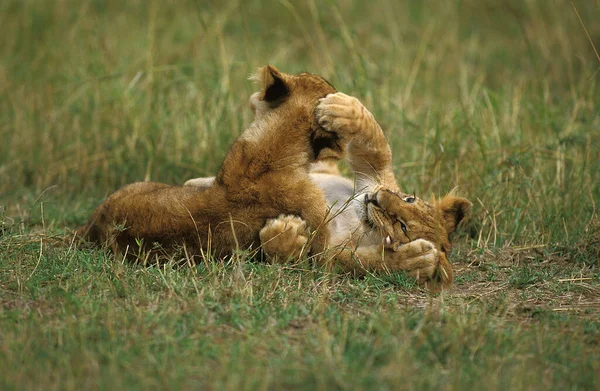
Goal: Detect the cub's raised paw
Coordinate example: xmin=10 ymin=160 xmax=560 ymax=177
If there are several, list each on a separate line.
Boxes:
xmin=259 ymin=215 xmax=309 ymax=263
xmin=315 ymin=92 xmax=373 ymax=140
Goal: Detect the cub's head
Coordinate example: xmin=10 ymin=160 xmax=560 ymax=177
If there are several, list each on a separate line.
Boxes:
xmin=362 ymin=188 xmax=472 ymax=285
xmin=249 ymin=65 xmax=345 ymax=160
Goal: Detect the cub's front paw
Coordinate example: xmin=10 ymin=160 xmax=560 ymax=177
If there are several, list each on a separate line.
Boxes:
xmin=387 ymin=239 xmax=453 ymax=289
xmin=259 ymin=215 xmax=309 ymax=263
xmin=316 ymin=92 xmax=371 ymax=140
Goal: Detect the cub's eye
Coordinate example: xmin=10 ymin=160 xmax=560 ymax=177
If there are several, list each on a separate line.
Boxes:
xmin=402 ymin=195 xmax=415 ymax=203
xmin=400 ymin=222 xmax=408 ymax=235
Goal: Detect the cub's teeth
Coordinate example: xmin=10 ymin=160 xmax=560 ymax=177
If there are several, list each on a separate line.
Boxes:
xmin=385 ymin=236 xmax=392 ymax=246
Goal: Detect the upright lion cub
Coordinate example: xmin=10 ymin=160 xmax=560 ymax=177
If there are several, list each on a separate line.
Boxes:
xmin=77 ymin=66 xmax=339 ymax=261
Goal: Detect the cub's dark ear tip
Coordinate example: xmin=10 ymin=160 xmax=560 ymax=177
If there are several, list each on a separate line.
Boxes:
xmin=438 ymin=195 xmax=473 ymax=234
xmin=458 ymin=198 xmax=472 ymax=216
xmin=266 ymin=65 xmax=281 ymax=76
xmin=453 ymin=198 xmax=473 ymax=226
xmin=263 ymin=66 xmax=289 ymax=103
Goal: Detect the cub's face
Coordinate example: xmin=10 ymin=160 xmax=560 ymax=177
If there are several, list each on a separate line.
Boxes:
xmin=361 ymin=188 xmax=472 ymax=254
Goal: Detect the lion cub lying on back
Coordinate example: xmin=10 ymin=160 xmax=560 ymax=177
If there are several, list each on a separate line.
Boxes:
xmin=187 ymin=93 xmax=472 ymax=288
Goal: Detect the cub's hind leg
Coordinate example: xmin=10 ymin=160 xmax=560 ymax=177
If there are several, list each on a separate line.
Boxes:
xmin=184 ymin=176 xmax=215 ymax=188
xmin=259 ymin=214 xmax=309 ymax=262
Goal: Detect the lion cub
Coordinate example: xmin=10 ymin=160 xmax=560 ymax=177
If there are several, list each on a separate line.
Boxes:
xmin=77 ymin=66 xmax=340 ymax=260
xmin=260 ymin=93 xmax=472 ymax=288
xmin=187 ymin=93 xmax=472 ymax=288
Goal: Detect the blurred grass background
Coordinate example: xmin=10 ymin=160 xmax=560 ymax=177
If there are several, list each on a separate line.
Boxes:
xmin=1 ymin=0 xmax=599 ymax=389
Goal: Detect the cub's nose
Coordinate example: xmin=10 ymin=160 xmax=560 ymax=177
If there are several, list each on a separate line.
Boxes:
xmin=364 ymin=192 xmax=380 ymax=207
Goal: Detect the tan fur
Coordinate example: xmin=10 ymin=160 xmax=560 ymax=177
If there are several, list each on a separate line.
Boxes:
xmin=77 ymin=66 xmax=339 ymax=261
xmin=258 ymin=93 xmax=472 ymax=289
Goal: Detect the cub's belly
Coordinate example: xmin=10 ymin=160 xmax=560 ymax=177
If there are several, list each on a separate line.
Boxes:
xmin=309 ymin=173 xmax=362 ymax=236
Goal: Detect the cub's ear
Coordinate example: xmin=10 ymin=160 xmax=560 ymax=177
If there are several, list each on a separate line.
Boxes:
xmin=437 ymin=195 xmax=472 ymax=235
xmin=253 ymin=65 xmax=290 ymax=104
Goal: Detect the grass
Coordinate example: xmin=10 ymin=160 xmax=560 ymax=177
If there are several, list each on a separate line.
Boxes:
xmin=1 ymin=0 xmax=599 ymax=389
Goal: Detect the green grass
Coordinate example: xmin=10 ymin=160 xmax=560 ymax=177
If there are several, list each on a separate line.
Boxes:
xmin=1 ymin=0 xmax=599 ymax=389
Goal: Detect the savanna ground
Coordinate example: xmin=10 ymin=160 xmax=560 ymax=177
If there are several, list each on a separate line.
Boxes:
xmin=1 ymin=0 xmax=599 ymax=389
